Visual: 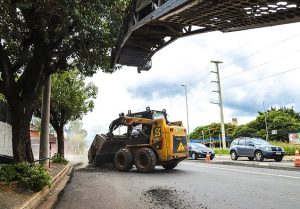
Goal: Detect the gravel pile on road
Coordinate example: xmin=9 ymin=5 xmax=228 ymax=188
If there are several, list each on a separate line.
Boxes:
xmin=143 ymin=186 xmax=207 ymax=209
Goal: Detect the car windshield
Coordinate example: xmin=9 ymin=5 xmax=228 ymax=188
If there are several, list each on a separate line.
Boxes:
xmin=252 ymin=138 xmax=270 ymax=146
xmin=189 ymin=143 xmax=206 ymax=149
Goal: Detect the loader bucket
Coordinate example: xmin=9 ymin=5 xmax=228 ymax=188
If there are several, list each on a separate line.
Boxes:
xmin=88 ymin=134 xmax=126 ymax=166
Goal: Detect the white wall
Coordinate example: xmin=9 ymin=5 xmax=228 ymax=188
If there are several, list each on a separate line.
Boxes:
xmin=0 ymin=121 xmax=13 ymax=156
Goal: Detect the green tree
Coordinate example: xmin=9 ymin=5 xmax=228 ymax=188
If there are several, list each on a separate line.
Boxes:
xmin=35 ymin=70 xmax=97 ymax=158
xmin=0 ymin=1 xmax=128 ymax=162
xmin=232 ymin=125 xmax=257 ymax=138
xmin=190 ymin=123 xmax=236 ymax=140
xmin=232 ymin=107 xmax=300 ymax=141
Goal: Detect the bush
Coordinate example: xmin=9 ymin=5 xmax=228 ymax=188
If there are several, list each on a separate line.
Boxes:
xmin=269 ymin=141 xmax=297 ymax=156
xmin=214 ymin=148 xmax=230 ymax=155
xmin=0 ymin=162 xmax=51 ymax=192
xmin=51 ymin=153 xmax=69 ymax=165
xmin=0 ymin=164 xmax=17 ymax=182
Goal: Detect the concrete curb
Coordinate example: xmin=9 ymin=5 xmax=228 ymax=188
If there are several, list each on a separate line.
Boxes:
xmin=19 ymin=164 xmax=70 ymax=209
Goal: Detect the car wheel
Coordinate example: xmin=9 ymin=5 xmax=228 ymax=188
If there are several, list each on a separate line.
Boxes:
xmin=192 ymin=152 xmax=197 ymax=160
xmin=274 ymin=157 xmax=283 ymax=162
xmin=254 ymin=151 xmax=264 ymax=161
xmin=248 ymin=157 xmax=254 ymax=161
xmin=230 ymin=151 xmax=238 ymax=160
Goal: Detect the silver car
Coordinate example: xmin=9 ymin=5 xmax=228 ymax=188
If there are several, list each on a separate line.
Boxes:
xmin=229 ymin=137 xmax=285 ymax=162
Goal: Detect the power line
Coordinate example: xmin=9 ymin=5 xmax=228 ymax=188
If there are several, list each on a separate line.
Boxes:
xmin=222 ymin=48 xmax=300 ymax=80
xmin=223 ymin=67 xmax=300 ymax=90
xmin=221 ymin=31 xmax=300 ymax=69
xmin=187 ymin=64 xmax=212 ymax=90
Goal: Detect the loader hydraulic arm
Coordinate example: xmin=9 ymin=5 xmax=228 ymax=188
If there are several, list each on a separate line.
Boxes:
xmin=108 ymin=116 xmax=155 ymax=134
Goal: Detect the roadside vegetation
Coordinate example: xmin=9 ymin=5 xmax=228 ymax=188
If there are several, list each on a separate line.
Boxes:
xmin=34 ymin=70 xmax=97 ymax=158
xmin=213 ymin=148 xmax=230 ymax=155
xmin=269 ymin=141 xmax=298 ymax=156
xmin=190 ymin=107 xmax=300 ymax=156
xmin=0 ymin=163 xmax=51 ymax=192
xmin=51 ymin=153 xmax=69 ymax=165
xmin=0 ymin=0 xmax=129 ymax=162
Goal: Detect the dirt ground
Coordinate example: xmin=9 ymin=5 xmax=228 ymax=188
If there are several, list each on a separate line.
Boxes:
xmin=0 ymin=163 xmax=66 ymax=209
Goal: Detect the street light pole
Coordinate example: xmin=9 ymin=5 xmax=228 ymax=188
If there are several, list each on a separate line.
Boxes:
xmin=181 ymin=84 xmax=190 ymax=137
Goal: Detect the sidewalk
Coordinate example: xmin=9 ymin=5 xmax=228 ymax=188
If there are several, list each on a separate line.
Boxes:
xmin=0 ymin=163 xmax=70 ymax=209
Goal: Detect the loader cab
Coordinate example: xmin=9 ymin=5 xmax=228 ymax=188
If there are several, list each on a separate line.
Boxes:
xmin=127 ymin=123 xmax=152 ymax=145
xmin=126 ymin=107 xmax=166 ymax=145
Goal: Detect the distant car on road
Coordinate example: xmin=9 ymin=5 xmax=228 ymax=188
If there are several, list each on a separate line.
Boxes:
xmin=230 ymin=137 xmax=285 ymax=162
xmin=188 ymin=143 xmax=215 ymax=160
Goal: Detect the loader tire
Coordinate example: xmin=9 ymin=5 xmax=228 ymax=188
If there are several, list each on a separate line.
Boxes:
xmin=134 ymin=148 xmax=156 ymax=173
xmin=114 ymin=149 xmax=133 ymax=172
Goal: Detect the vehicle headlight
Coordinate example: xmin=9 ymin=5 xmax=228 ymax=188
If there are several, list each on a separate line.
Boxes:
xmin=264 ymin=147 xmax=271 ymax=151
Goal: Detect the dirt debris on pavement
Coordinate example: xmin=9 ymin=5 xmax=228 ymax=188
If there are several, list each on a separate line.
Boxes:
xmin=77 ymin=163 xmax=116 ymax=173
xmin=143 ymin=186 xmax=207 ymax=209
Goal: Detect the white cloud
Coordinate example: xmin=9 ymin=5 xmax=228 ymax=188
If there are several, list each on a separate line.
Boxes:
xmin=83 ymin=22 xmax=300 ymax=144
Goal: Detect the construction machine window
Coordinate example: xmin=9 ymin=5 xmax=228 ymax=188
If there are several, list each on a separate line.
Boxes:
xmin=131 ymin=124 xmax=143 ymax=135
xmin=152 ymin=111 xmax=165 ymax=120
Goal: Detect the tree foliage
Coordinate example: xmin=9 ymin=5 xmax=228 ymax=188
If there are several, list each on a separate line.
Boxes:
xmin=0 ymin=0 xmax=129 ymax=161
xmin=190 ymin=107 xmax=300 ymax=143
xmin=189 ymin=123 xmax=236 ymax=139
xmin=34 ymin=70 xmax=97 ymax=157
xmin=49 ymin=70 xmax=97 ymax=126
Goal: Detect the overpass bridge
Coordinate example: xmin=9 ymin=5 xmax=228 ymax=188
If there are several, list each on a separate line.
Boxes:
xmin=111 ymin=0 xmax=300 ymax=72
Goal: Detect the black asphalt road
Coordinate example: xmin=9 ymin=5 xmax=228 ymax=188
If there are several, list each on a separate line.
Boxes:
xmin=55 ymin=160 xmax=300 ymax=209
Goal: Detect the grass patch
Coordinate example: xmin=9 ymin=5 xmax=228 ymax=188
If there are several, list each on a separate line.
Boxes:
xmin=214 ymin=148 xmax=230 ymax=155
xmin=269 ymin=141 xmax=299 ymax=156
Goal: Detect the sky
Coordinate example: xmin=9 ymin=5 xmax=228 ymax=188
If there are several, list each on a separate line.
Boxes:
xmin=83 ymin=21 xmax=300 ymax=144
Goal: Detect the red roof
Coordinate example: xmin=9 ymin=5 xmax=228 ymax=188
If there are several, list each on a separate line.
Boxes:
xmin=30 ymin=130 xmax=40 ymax=140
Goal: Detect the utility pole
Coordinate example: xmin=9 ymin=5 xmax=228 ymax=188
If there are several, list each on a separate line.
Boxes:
xmin=39 ymin=76 xmax=51 ymax=165
xmin=263 ymin=101 xmax=269 ymax=141
xmin=181 ymin=84 xmax=190 ymax=137
xmin=211 ymin=60 xmax=226 ymax=149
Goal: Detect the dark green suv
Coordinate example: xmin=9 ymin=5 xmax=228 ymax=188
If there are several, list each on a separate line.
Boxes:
xmin=229 ymin=137 xmax=285 ymax=162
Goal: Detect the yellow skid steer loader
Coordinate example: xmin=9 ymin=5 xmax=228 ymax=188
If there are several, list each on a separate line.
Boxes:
xmin=88 ymin=107 xmax=188 ymax=172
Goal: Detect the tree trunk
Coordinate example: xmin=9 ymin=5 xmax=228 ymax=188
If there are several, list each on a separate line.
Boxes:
xmin=10 ymin=105 xmax=34 ymax=162
xmin=56 ymin=125 xmax=65 ymax=158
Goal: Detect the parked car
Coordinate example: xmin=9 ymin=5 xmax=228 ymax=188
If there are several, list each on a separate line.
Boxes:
xmin=229 ymin=137 xmax=285 ymax=162
xmin=188 ymin=142 xmax=215 ymax=160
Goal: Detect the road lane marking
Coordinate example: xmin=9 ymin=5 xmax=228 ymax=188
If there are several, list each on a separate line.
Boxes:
xmin=259 ymin=163 xmax=269 ymax=166
xmin=183 ymin=162 xmax=300 ymax=180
